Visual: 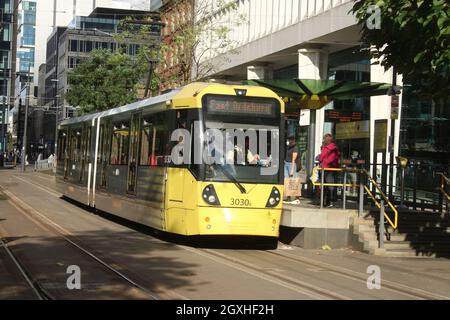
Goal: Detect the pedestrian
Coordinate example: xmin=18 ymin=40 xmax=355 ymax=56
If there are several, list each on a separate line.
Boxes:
xmin=319 ymin=133 xmax=341 ymax=207
xmin=284 ymin=136 xmax=301 ymax=204
xmin=348 ymin=150 xmax=361 ymax=195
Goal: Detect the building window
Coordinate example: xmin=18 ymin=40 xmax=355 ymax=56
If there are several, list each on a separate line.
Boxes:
xmin=69 ymin=57 xmax=83 ymax=69
xmin=2 ymin=24 xmax=11 ymax=42
xmin=21 ymin=25 xmax=35 ymax=46
xmin=17 ymin=49 xmax=34 ymax=72
xmin=79 ymin=40 xmax=85 ymax=52
xmin=23 ymin=11 xmax=35 ymax=24
xmin=85 ymin=41 xmax=92 ymax=52
xmin=22 ymin=1 xmax=36 ymax=11
xmin=69 ymin=39 xmax=78 ymax=52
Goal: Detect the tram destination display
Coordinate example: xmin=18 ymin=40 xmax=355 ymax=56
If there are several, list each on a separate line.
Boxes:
xmin=206 ymin=96 xmax=276 ymax=117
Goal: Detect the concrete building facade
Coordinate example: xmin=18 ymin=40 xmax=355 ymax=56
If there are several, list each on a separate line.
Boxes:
xmin=36 ymin=6 xmax=161 ymax=156
xmin=194 ymin=0 xmax=432 ymax=183
xmin=159 ymin=0 xmax=194 ymax=92
xmin=10 ymin=0 xmax=161 ymax=157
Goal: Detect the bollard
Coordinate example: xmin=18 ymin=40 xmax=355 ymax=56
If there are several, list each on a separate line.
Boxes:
xmin=379 ymin=200 xmax=385 ymax=248
xmin=320 ymin=168 xmax=325 ymax=209
xmin=358 ymin=170 xmax=364 ymax=217
xmin=343 ymin=170 xmax=347 ymax=210
xmin=413 ymin=164 xmax=418 ymax=210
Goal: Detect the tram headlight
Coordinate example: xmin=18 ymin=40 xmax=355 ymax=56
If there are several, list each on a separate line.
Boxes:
xmin=266 ymin=187 xmax=281 ymax=208
xmin=202 ymin=184 xmax=221 ymax=206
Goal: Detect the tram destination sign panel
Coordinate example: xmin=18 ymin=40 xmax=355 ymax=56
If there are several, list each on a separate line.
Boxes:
xmin=325 ymin=110 xmax=363 ymax=123
xmin=206 ymin=96 xmax=276 ymax=117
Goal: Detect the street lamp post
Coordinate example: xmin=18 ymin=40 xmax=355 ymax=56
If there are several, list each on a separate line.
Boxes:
xmin=396 ymin=156 xmax=409 ymax=207
xmin=52 ymin=78 xmax=59 ymax=159
xmin=21 ymin=64 xmax=32 ymax=172
xmin=144 ymin=55 xmax=158 ymax=98
xmin=1 ymin=97 xmax=6 ymax=154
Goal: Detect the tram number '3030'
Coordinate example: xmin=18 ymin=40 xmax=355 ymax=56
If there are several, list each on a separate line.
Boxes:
xmin=230 ymin=198 xmax=251 ymax=206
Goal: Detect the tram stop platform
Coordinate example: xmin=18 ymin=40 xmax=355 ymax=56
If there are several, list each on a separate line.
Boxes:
xmin=280 ymin=199 xmax=359 ymax=249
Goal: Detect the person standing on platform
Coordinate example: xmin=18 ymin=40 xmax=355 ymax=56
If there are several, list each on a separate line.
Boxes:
xmin=319 ymin=134 xmax=341 ymax=207
xmin=284 ymin=136 xmax=301 ymax=204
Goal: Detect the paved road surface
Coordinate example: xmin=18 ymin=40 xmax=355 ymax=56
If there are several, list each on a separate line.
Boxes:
xmin=1 ymin=169 xmax=449 ymax=300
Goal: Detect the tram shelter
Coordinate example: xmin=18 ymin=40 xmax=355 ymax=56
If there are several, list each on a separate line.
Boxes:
xmin=246 ymin=78 xmax=400 ymax=195
xmin=246 ymin=79 xmax=401 ymax=249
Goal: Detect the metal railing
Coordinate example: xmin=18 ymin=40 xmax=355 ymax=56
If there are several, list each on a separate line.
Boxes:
xmin=362 ymin=169 xmax=398 ymax=229
xmin=312 ymin=166 xmax=399 ymax=229
xmin=371 ymin=162 xmax=447 ymax=212
xmin=34 ymin=157 xmax=54 ymax=171
xmin=438 ymin=172 xmax=450 ymax=202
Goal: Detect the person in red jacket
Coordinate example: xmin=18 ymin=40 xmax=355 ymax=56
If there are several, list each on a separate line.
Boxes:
xmin=319 ymin=133 xmax=341 ymax=207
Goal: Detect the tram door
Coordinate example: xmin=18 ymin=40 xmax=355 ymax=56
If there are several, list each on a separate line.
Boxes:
xmin=127 ymin=114 xmax=140 ymax=194
xmin=80 ymin=124 xmax=91 ymax=183
xmin=99 ymin=120 xmax=111 ymax=189
xmin=58 ymin=129 xmax=69 ymax=180
xmin=165 ymin=111 xmax=188 ymax=206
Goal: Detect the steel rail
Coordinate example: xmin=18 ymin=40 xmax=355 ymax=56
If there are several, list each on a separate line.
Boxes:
xmin=1 ymin=186 xmax=159 ymax=300
xmin=0 ymin=237 xmax=52 ymax=300
xmin=264 ymin=250 xmax=450 ymax=300
xmin=184 ymin=247 xmax=352 ymax=300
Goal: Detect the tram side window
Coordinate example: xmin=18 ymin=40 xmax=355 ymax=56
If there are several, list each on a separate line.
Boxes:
xmin=139 ymin=113 xmax=168 ymax=167
xmin=58 ymin=130 xmax=67 ymax=160
xmin=69 ymin=129 xmax=82 ymax=164
xmin=110 ymin=121 xmax=130 ymax=165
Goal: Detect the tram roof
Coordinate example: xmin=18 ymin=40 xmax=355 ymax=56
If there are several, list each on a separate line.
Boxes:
xmin=59 ymin=88 xmax=181 ymax=127
xmin=59 ymin=82 xmax=283 ymax=127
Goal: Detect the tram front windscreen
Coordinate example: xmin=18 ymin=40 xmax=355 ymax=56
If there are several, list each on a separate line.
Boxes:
xmin=200 ymin=95 xmax=282 ymax=184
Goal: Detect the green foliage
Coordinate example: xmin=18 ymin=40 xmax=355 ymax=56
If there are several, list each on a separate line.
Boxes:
xmin=183 ymin=0 xmax=246 ymax=81
xmin=114 ymin=15 xmax=162 ymax=95
xmin=66 ymin=50 xmax=147 ymax=114
xmin=352 ymin=0 xmax=450 ymax=97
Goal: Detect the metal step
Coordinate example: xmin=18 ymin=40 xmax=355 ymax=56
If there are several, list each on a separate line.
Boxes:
xmin=383 ymin=249 xmax=438 ymax=258
xmin=386 ymin=233 xmax=450 ymax=242
xmin=389 ymin=226 xmax=450 ymax=234
xmin=384 ymin=240 xmax=450 ymax=248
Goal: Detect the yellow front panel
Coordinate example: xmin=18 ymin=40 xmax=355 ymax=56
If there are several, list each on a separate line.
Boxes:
xmin=198 ymin=182 xmax=283 ymax=210
xmin=185 ymin=207 xmax=281 ymax=237
xmin=164 ymin=169 xmax=283 ymax=236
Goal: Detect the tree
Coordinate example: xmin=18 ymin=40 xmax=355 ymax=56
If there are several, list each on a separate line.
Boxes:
xmin=66 ymin=49 xmax=147 ymax=113
xmin=114 ymin=14 xmax=162 ymax=97
xmin=163 ymin=0 xmax=245 ymax=86
xmin=352 ymin=0 xmax=450 ymax=97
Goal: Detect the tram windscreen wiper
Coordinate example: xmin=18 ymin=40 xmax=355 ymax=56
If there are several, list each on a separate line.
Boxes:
xmin=216 ymin=165 xmax=247 ymax=194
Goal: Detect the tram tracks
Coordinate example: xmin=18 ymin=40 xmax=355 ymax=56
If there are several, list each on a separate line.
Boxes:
xmin=10 ymin=173 xmax=350 ymax=300
xmin=0 ymin=186 xmax=159 ymax=300
xmin=185 ymin=246 xmax=352 ymax=300
xmin=262 ymin=250 xmax=450 ymax=300
xmin=7 ymin=172 xmax=450 ymax=300
xmin=0 ymin=237 xmax=52 ymax=300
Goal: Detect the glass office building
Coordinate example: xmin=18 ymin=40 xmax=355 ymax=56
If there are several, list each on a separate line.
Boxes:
xmin=400 ymin=84 xmax=450 ymax=167
xmin=0 ymin=0 xmax=13 ymax=100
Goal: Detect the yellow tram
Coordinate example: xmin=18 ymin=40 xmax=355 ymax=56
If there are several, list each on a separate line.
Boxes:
xmin=56 ymin=83 xmax=285 ymax=238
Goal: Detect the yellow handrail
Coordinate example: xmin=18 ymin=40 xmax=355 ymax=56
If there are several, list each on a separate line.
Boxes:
xmin=311 ymin=166 xmax=398 ymax=229
xmin=438 ymin=173 xmax=450 ymax=201
xmin=362 ymin=169 xmax=398 ymax=229
xmin=311 ymin=167 xmax=358 ymax=188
